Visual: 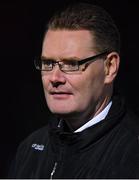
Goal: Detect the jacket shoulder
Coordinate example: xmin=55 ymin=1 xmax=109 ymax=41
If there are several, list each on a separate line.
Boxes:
xmin=18 ymin=125 xmax=49 ymax=152
xmin=8 ymin=125 xmax=50 ymax=178
xmin=123 ymin=109 xmax=139 ymax=137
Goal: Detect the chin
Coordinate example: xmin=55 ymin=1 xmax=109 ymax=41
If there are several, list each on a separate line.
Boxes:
xmin=48 ymin=106 xmax=75 ymax=116
xmin=49 ymin=106 xmax=84 ymax=120
xmin=50 ymin=109 xmax=72 ymax=115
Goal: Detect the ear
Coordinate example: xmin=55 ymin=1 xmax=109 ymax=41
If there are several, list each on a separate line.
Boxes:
xmin=104 ymin=52 xmax=120 ymax=84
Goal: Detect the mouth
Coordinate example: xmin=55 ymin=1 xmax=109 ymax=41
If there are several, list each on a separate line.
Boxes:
xmin=49 ymin=91 xmax=73 ymax=99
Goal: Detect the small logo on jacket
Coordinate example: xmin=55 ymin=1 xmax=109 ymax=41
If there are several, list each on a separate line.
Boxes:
xmin=32 ymin=144 xmax=44 ymax=151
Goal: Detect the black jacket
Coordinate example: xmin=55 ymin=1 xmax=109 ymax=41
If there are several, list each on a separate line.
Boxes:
xmin=9 ymin=95 xmax=139 ymax=178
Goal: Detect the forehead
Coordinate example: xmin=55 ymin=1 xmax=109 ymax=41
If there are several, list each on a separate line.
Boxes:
xmin=42 ymin=30 xmax=96 ymax=58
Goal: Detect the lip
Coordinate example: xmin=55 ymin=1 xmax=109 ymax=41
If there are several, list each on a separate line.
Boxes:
xmin=49 ymin=91 xmax=73 ymax=99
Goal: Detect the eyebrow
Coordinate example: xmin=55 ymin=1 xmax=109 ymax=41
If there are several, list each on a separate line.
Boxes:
xmin=41 ymin=56 xmax=81 ymax=61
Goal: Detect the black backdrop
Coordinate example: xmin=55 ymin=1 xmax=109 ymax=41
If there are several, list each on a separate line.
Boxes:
xmin=1 ymin=0 xmax=139 ymax=177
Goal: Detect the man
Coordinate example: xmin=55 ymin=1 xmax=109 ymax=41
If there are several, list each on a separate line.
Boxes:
xmin=9 ymin=2 xmax=139 ymax=178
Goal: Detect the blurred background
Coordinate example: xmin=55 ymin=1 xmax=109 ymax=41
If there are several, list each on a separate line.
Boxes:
xmin=0 ymin=0 xmax=139 ymax=177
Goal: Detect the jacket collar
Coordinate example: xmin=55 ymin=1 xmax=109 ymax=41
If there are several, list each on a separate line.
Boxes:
xmin=49 ymin=93 xmax=126 ymax=152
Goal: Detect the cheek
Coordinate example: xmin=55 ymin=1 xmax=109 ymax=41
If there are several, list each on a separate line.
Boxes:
xmin=41 ymin=76 xmax=50 ymax=99
xmin=42 ymin=74 xmax=49 ymax=88
xmin=75 ymin=69 xmax=105 ymax=102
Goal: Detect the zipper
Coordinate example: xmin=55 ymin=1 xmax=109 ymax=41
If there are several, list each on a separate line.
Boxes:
xmin=50 ymin=162 xmax=58 ymax=179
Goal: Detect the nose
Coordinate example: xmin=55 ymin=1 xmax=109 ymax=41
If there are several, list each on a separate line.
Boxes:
xmin=49 ymin=66 xmax=66 ymax=87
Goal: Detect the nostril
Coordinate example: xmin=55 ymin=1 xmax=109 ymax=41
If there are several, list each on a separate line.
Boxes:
xmin=51 ymin=81 xmax=63 ymax=88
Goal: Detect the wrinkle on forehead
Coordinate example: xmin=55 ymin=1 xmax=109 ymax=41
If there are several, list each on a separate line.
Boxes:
xmin=42 ymin=30 xmax=97 ymax=59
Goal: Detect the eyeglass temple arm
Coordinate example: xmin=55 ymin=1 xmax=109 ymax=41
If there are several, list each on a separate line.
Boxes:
xmin=78 ymin=51 xmax=109 ymax=65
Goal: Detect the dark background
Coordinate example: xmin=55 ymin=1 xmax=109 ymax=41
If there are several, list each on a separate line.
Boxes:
xmin=0 ymin=0 xmax=139 ymax=177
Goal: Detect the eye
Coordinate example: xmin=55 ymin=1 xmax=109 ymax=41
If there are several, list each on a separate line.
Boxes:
xmin=61 ymin=60 xmax=78 ymax=71
xmin=41 ymin=59 xmax=54 ymax=70
xmin=42 ymin=59 xmax=53 ymax=66
xmin=63 ymin=60 xmax=77 ymax=67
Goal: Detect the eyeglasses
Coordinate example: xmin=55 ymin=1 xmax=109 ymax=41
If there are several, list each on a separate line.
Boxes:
xmin=34 ymin=51 xmax=109 ymax=73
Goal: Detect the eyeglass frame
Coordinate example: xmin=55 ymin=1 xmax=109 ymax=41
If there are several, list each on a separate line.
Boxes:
xmin=34 ymin=50 xmax=110 ymax=72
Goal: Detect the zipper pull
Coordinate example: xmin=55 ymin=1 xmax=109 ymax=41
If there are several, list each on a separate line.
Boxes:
xmin=50 ymin=162 xmax=58 ymax=179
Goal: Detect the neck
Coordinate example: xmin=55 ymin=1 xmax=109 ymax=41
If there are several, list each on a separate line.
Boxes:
xmin=60 ymin=94 xmax=112 ymax=132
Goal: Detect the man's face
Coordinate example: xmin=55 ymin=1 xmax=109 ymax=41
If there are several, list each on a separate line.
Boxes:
xmin=41 ymin=30 xmax=107 ymax=119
